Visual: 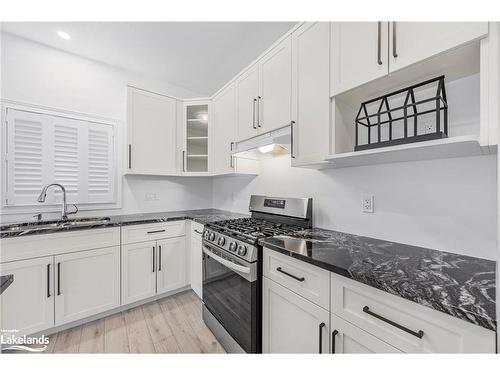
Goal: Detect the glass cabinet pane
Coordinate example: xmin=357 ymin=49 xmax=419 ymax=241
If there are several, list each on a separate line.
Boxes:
xmin=185 ymin=104 xmax=209 ymax=172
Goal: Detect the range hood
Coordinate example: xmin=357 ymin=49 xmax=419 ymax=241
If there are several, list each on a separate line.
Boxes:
xmin=231 ymin=124 xmax=291 ymax=160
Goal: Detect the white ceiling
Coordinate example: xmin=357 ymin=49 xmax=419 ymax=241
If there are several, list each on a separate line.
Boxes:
xmin=2 ymin=22 xmax=297 ymax=96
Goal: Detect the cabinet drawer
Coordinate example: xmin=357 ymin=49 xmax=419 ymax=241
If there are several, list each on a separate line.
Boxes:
xmin=121 ymin=221 xmax=186 ymax=244
xmin=263 ymin=247 xmax=330 ymax=309
xmin=331 ymin=274 xmax=496 ymax=353
xmin=0 ymin=227 xmax=120 ymax=263
xmin=190 ymin=221 xmax=204 ymax=239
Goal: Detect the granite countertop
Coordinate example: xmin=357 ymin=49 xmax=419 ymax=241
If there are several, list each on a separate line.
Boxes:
xmin=0 ymin=209 xmax=248 ymax=239
xmin=259 ymin=228 xmax=496 ymax=332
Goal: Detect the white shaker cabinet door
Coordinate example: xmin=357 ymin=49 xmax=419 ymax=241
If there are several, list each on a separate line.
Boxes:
xmin=262 ymin=276 xmax=330 ymax=353
xmin=121 ymin=241 xmax=157 ymax=305
xmin=54 ymin=246 xmax=120 ymax=325
xmin=331 ymin=22 xmax=389 ymax=95
xmin=0 ymin=256 xmax=54 ymax=336
xmin=212 ymin=82 xmax=237 ymax=175
xmin=190 ymin=227 xmax=204 ymax=299
xmin=236 ymin=64 xmax=260 ymax=141
xmin=291 ymin=22 xmax=331 ymax=165
xmin=331 ymin=314 xmax=402 ymax=354
xmin=127 ymin=87 xmax=177 ymax=175
xmin=156 ymin=236 xmax=187 ymax=294
xmin=259 ymin=36 xmax=292 ymax=133
xmin=389 ymin=22 xmax=488 ymax=73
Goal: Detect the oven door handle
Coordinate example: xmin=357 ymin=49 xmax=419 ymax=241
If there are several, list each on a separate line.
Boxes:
xmin=202 ymin=247 xmax=251 ymax=275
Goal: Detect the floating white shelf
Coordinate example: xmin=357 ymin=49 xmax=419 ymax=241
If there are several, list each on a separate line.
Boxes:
xmin=324 ymin=135 xmax=493 ymax=168
xmin=187 ymin=136 xmax=208 ymax=140
xmin=187 ymin=154 xmax=208 ymax=158
xmin=187 ymin=118 xmax=208 ymax=123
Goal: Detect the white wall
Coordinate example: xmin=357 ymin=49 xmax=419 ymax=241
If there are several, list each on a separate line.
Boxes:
xmin=0 ymin=32 xmax=213 ymax=221
xmin=213 ymin=154 xmax=497 ymax=260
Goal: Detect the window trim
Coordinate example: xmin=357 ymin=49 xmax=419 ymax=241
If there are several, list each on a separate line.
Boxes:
xmin=0 ymin=100 xmax=122 ymax=215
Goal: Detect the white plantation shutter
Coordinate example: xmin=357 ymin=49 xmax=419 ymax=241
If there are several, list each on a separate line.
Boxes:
xmin=4 ymin=108 xmax=116 ymax=207
xmin=87 ymin=123 xmax=114 ymax=203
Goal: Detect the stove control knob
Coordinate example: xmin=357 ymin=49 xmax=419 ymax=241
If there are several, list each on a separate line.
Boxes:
xmin=229 ymin=242 xmax=237 ymax=252
xmin=218 ymin=237 xmax=226 ymax=246
xmin=203 ymin=230 xmax=209 ymax=239
xmin=209 ymin=232 xmax=216 ymax=241
xmin=237 ymin=245 xmax=247 ymax=256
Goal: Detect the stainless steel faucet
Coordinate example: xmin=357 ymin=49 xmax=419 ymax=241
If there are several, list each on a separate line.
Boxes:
xmin=37 ymin=183 xmax=77 ymax=220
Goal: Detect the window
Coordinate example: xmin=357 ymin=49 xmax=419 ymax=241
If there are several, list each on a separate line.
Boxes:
xmin=3 ymin=107 xmax=116 ymax=208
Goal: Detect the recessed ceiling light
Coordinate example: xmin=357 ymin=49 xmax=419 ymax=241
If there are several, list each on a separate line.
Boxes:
xmin=57 ymin=31 xmax=71 ymax=40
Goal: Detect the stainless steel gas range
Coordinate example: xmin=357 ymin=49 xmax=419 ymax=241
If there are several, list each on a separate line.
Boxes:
xmin=201 ymin=195 xmax=313 ymax=353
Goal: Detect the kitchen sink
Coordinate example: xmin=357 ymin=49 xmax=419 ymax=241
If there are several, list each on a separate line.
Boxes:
xmin=0 ymin=217 xmax=111 ymax=233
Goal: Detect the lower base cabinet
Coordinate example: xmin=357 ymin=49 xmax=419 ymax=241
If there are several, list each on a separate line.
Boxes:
xmin=331 ymin=314 xmax=402 ymax=354
xmin=0 ymin=256 xmax=54 ymax=336
xmin=121 ymin=236 xmax=187 ymax=305
xmin=189 ymin=221 xmax=204 ymax=299
xmin=54 ymin=246 xmax=120 ymax=326
xmin=263 ymin=276 xmax=329 ymax=353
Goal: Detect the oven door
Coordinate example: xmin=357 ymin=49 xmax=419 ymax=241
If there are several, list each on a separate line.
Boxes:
xmin=202 ymin=240 xmax=259 ymax=353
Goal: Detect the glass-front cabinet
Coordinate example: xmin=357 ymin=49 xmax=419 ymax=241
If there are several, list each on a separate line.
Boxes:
xmin=182 ymin=100 xmax=210 ymax=174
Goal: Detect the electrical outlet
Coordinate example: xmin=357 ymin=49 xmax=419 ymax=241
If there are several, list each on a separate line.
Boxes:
xmin=145 ymin=192 xmax=160 ymax=201
xmin=362 ymin=195 xmax=374 ymax=213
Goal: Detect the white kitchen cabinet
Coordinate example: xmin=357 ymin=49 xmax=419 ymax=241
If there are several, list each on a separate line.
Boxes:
xmin=259 ymin=36 xmax=292 ymax=133
xmin=121 ymin=241 xmax=157 ymax=305
xmin=236 ymin=36 xmax=293 ymax=142
xmin=0 ymin=256 xmax=54 ymax=336
xmin=54 ymin=246 xmax=120 ymax=326
xmin=212 ymin=82 xmax=237 ymax=175
xmin=389 ymin=22 xmax=488 ymax=73
xmin=127 ymin=86 xmax=177 ymax=175
xmin=181 ymin=100 xmax=210 ymax=174
xmin=156 ymin=236 xmax=187 ymax=294
xmin=263 ymin=276 xmax=330 ymax=354
xmin=236 ymin=64 xmax=260 ymax=141
xmin=331 ymin=22 xmax=389 ymax=96
xmin=190 ymin=221 xmax=204 ymax=299
xmin=291 ymin=22 xmax=331 ymax=165
xmin=331 ymin=273 xmax=496 ymax=353
xmin=331 ymin=314 xmax=402 ymax=353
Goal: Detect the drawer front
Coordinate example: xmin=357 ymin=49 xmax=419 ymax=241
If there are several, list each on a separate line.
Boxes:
xmin=121 ymin=221 xmax=186 ymax=244
xmin=0 ymin=227 xmax=120 ymax=263
xmin=190 ymin=221 xmax=204 ymax=239
xmin=331 ymin=274 xmax=496 ymax=353
xmin=263 ymin=247 xmax=330 ymax=309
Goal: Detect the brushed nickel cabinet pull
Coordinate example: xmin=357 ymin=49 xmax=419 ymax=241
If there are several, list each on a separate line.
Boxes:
xmin=57 ymin=262 xmax=61 ymax=296
xmin=152 ymin=246 xmax=156 ymax=273
xmin=47 ymin=263 xmax=51 ymax=298
xmin=392 ymin=22 xmax=398 ymax=58
xmin=128 ymin=144 xmax=132 ymax=169
xmin=377 ymin=22 xmax=383 ymax=65
xmin=290 ymin=121 xmax=296 ymax=159
xmin=257 ymin=96 xmax=262 ymax=127
xmin=332 ymin=330 xmax=339 ymax=353
xmin=252 ymin=98 xmax=257 ymax=129
xmin=158 ymin=245 xmax=162 ymax=271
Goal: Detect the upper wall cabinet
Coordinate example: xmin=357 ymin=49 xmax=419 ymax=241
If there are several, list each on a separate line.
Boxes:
xmin=127 ymin=87 xmax=177 ymax=175
xmin=388 ymin=22 xmax=488 ymax=73
xmin=291 ymin=22 xmax=331 ymax=165
xmin=212 ymin=82 xmax=236 ymax=175
xmin=181 ymin=100 xmax=210 ymax=175
xmin=331 ymin=22 xmax=389 ymax=97
xmin=331 ymin=22 xmax=489 ymax=96
xmin=236 ymin=36 xmax=292 ymax=142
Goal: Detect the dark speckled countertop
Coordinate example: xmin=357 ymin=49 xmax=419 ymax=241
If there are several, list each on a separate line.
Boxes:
xmin=0 ymin=209 xmax=248 ymax=238
xmin=259 ymin=228 xmax=497 ymax=332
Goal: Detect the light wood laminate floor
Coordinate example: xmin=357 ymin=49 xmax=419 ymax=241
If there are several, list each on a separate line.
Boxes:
xmin=42 ymin=290 xmax=225 ymax=354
